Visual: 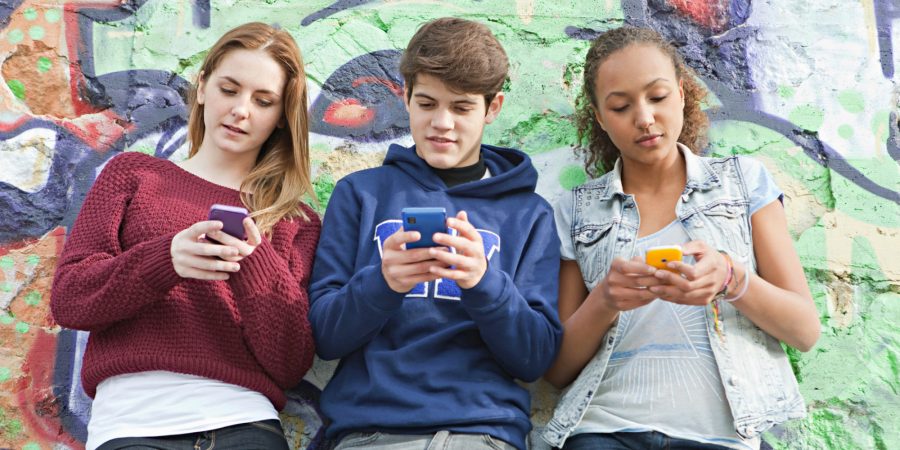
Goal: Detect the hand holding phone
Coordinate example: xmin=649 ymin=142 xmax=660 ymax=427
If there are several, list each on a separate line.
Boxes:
xmin=401 ymin=207 xmax=447 ymax=249
xmin=645 ymin=245 xmax=683 ymax=272
xmin=208 ymin=204 xmax=249 ymax=241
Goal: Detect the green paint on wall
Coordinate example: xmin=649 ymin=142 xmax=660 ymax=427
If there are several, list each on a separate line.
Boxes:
xmin=15 ymin=322 xmax=30 ymax=333
xmin=22 ymin=443 xmax=40 ymax=450
xmin=26 ymin=254 xmax=39 ymax=265
xmin=837 ymin=124 xmax=854 ymax=139
xmin=134 ymin=145 xmax=155 ymax=156
xmin=0 ymin=313 xmax=13 ymax=325
xmin=559 ymin=165 xmax=587 ymax=190
xmin=0 ymin=367 xmax=10 ymax=382
xmin=44 ymin=9 xmax=62 ymax=23
xmin=495 ymin=111 xmax=577 ymax=155
xmin=7 ymin=79 xmax=26 ymax=100
xmin=0 ymin=255 xmax=13 ymax=269
xmin=777 ymin=85 xmax=796 ymax=99
xmin=23 ymin=7 xmax=38 ymax=21
xmin=6 ymin=418 xmax=23 ymax=438
xmin=37 ymin=56 xmax=52 ymax=73
xmin=831 ymin=156 xmax=899 ymax=227
xmin=313 ymin=173 xmax=336 ymax=212
xmin=788 ymin=104 xmax=825 ymax=132
xmin=7 ymin=28 xmax=23 ymax=44
xmin=837 ymin=90 xmax=865 ymax=113
xmin=872 ymin=110 xmax=890 ymax=145
xmin=24 ymin=291 xmax=41 ymax=306
xmin=0 ymin=282 xmax=11 ymax=293
xmin=28 ymin=25 xmax=45 ymax=41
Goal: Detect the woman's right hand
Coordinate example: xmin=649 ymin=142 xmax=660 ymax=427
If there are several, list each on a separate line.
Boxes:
xmin=170 ymin=221 xmax=242 ymax=280
xmin=595 ymin=256 xmax=663 ymax=312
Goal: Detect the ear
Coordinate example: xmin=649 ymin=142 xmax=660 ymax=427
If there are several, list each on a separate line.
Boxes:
xmin=403 ymin=85 xmax=411 ymax=113
xmin=593 ymin=106 xmax=606 ymax=131
xmin=196 ymin=70 xmax=207 ymax=105
xmin=679 ymin=79 xmax=685 ymax=108
xmin=484 ymin=92 xmax=505 ymax=124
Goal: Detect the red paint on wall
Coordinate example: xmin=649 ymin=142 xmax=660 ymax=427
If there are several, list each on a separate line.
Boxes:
xmin=18 ymin=330 xmax=81 ymax=447
xmin=324 ymin=99 xmax=375 ymax=128
xmin=667 ymin=0 xmax=729 ymax=32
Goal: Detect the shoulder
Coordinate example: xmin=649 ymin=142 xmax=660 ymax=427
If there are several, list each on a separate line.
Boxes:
xmin=99 ymin=151 xmax=173 ymax=182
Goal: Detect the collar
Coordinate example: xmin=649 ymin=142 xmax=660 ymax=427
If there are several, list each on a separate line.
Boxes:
xmin=592 ymin=143 xmax=721 ymax=200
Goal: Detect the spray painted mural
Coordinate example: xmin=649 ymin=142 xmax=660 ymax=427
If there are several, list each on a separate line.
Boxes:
xmin=0 ymin=0 xmax=897 ymax=448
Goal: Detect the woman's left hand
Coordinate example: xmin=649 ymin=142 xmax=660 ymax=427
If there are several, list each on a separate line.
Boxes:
xmin=206 ymin=216 xmax=263 ymax=262
xmin=649 ymin=240 xmax=729 ymax=305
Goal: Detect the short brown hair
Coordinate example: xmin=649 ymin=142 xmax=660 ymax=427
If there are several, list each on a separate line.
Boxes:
xmin=400 ymin=17 xmax=509 ymax=105
xmin=576 ymin=27 xmax=709 ymax=177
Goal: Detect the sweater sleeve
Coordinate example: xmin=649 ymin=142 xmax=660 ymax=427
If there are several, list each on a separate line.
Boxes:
xmin=308 ymin=179 xmax=407 ymax=360
xmin=50 ymin=154 xmax=182 ymax=332
xmin=459 ymin=203 xmax=563 ymax=382
xmin=226 ymin=206 xmax=321 ymax=389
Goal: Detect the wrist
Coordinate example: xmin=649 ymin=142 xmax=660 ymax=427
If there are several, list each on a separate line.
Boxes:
xmin=714 ymin=251 xmax=734 ymax=302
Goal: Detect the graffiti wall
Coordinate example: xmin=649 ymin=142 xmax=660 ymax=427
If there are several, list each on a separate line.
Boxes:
xmin=0 ymin=0 xmax=897 ymax=448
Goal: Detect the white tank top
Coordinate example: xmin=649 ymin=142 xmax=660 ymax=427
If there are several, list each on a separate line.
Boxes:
xmin=86 ymin=370 xmax=279 ymax=450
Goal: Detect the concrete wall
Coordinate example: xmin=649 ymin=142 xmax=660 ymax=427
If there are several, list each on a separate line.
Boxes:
xmin=0 ymin=1 xmax=897 ymax=449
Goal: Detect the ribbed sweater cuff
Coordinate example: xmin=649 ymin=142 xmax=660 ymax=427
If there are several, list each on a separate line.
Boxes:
xmin=229 ymin=240 xmax=281 ymax=299
xmin=140 ymin=232 xmax=182 ymax=295
xmin=352 ymin=265 xmax=405 ymax=312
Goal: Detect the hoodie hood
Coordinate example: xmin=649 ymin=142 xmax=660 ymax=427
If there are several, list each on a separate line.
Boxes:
xmin=383 ymin=143 xmax=538 ymax=198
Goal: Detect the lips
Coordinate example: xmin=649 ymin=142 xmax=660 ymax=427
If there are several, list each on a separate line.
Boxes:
xmin=427 ymin=136 xmax=455 ymax=143
xmin=636 ymin=133 xmax=662 ymax=143
xmin=223 ymin=124 xmax=247 ymax=135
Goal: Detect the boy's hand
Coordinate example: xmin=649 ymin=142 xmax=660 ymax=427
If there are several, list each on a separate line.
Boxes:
xmin=381 ymin=229 xmax=446 ymax=293
xmin=429 ymin=211 xmax=487 ymax=289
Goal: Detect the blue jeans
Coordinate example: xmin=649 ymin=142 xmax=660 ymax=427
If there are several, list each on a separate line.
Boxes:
xmin=562 ymin=431 xmax=732 ymax=450
xmin=335 ymin=430 xmax=517 ymax=450
xmin=95 ymin=419 xmax=289 ymax=450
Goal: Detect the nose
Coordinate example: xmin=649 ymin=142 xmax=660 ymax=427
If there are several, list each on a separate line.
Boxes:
xmin=634 ymin=102 xmax=654 ymax=130
xmin=231 ymin=96 xmax=250 ymax=120
xmin=430 ymin=108 xmax=453 ymax=130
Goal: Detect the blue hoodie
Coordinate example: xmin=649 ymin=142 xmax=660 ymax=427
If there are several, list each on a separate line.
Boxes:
xmin=309 ymin=143 xmax=562 ymax=450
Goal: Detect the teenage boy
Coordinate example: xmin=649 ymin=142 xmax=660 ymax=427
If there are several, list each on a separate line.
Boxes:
xmin=308 ymin=17 xmax=562 ymax=450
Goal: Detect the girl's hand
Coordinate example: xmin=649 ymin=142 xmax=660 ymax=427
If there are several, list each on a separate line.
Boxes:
xmin=649 ymin=240 xmax=729 ymax=305
xmin=170 ymin=221 xmax=242 ymax=280
xmin=595 ymin=256 xmax=663 ymax=312
xmin=205 ymin=216 xmax=262 ymax=262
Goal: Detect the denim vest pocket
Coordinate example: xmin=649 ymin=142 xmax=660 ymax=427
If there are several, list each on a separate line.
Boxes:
xmin=693 ymin=201 xmax=751 ymax=260
xmin=573 ymin=222 xmax=614 ymax=290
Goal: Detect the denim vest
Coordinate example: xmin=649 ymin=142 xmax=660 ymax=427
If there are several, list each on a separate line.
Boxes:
xmin=542 ymin=146 xmax=806 ymax=448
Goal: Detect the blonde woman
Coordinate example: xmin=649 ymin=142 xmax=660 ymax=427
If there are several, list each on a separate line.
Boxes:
xmin=51 ymin=22 xmax=320 ymax=450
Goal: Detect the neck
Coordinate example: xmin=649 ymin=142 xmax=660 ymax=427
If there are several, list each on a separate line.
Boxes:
xmin=178 ymin=145 xmax=259 ymax=191
xmin=620 ymin=145 xmax=686 ymax=195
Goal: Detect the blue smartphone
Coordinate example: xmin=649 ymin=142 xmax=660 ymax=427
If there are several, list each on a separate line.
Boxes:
xmin=208 ymin=204 xmax=249 ymax=241
xmin=401 ymin=207 xmax=447 ymax=249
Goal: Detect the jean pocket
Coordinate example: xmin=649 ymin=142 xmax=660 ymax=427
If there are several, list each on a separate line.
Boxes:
xmin=482 ymin=434 xmax=515 ymax=450
xmin=248 ymin=419 xmax=284 ymax=436
xmin=337 ymin=432 xmax=382 ymax=449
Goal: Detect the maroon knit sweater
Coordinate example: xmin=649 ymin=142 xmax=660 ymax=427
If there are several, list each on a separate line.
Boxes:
xmin=50 ymin=152 xmax=321 ymax=410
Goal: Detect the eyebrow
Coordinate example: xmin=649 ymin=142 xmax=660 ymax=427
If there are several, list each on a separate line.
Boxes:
xmin=604 ymin=77 xmax=669 ymax=101
xmin=413 ymin=93 xmax=479 ymax=105
xmin=220 ymin=76 xmax=281 ymax=97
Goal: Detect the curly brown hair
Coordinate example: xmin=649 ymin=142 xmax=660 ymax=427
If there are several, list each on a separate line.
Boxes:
xmin=576 ymin=27 xmax=709 ymax=177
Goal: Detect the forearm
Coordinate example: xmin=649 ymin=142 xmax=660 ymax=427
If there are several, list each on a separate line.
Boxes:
xmin=462 ymin=268 xmax=563 ymax=382
xmin=51 ymin=233 xmax=180 ymax=331
xmin=309 ymin=264 xmax=405 ymax=360
xmin=544 ymin=288 xmax=618 ymax=388
xmin=728 ymin=262 xmax=820 ymax=351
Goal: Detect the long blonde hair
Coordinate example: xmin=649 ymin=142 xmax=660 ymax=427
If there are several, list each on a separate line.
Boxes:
xmin=187 ymin=22 xmax=315 ymax=235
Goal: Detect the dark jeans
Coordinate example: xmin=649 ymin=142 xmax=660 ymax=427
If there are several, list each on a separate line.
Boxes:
xmin=96 ymin=419 xmax=289 ymax=450
xmin=562 ymin=431 xmax=733 ymax=450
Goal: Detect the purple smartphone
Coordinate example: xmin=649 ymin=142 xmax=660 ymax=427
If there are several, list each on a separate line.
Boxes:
xmin=208 ymin=204 xmax=248 ymax=241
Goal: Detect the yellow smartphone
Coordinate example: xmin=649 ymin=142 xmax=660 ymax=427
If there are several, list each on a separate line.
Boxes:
xmin=645 ymin=245 xmax=683 ymax=271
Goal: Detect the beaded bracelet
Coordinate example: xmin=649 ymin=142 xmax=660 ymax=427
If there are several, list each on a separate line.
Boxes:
xmin=723 ymin=266 xmax=750 ymax=303
xmin=719 ymin=251 xmax=734 ymax=294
